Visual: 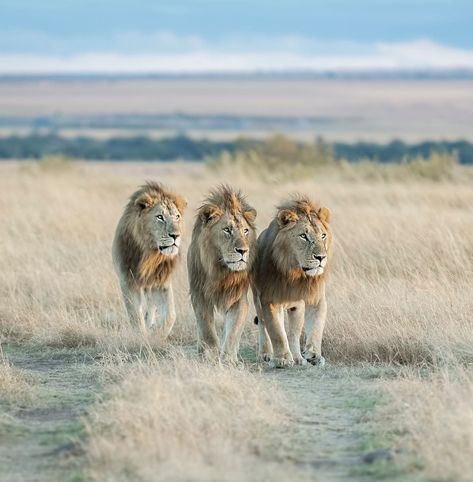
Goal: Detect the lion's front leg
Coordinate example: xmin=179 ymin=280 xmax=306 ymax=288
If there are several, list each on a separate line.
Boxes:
xmin=303 ymin=284 xmax=327 ymax=366
xmin=148 ymin=285 xmax=177 ymax=339
xmin=253 ymin=290 xmax=273 ymax=362
xmin=287 ymin=301 xmax=307 ymax=366
xmin=193 ymin=298 xmax=219 ymax=361
xmin=120 ymin=281 xmax=146 ymax=331
xmin=262 ymin=303 xmax=294 ymax=368
xmin=220 ymin=296 xmax=248 ymax=365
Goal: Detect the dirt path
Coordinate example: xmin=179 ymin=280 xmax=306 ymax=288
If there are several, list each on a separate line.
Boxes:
xmin=0 ymin=347 xmax=100 ymax=482
xmin=264 ymin=365 xmax=392 ymax=481
xmin=1 ymin=346 xmax=394 ymax=482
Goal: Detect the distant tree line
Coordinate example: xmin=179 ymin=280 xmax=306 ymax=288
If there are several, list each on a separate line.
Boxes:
xmin=0 ymin=133 xmax=472 ymax=164
xmin=334 ymin=139 xmax=473 ymax=165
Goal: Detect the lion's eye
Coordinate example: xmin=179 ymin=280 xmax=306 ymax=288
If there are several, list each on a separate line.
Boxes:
xmin=223 ymin=227 xmax=232 ymax=235
xmin=156 ymin=214 xmax=164 ymax=221
xmin=243 ymin=228 xmax=249 ymax=236
xmin=321 ymin=233 xmax=327 ymax=240
xmin=299 ymin=233 xmax=309 ymax=241
xmin=175 ymin=213 xmax=181 ymax=220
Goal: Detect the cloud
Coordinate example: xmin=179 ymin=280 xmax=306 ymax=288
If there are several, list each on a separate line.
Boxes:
xmin=1 ymin=38 xmax=473 ymax=73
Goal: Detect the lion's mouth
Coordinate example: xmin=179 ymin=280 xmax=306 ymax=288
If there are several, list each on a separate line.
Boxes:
xmin=159 ymin=244 xmax=179 ymax=255
xmin=302 ymin=266 xmax=324 ymax=276
xmin=226 ymin=260 xmax=247 ymax=272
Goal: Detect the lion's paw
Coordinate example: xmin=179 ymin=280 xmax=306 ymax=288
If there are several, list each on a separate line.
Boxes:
xmin=199 ymin=346 xmax=220 ymax=364
xmin=219 ymin=353 xmax=240 ymax=367
xmin=293 ymin=356 xmax=308 ymax=366
xmin=269 ymin=352 xmax=294 ymax=369
xmin=303 ymin=350 xmax=326 ymax=366
xmin=257 ymin=351 xmax=273 ymax=363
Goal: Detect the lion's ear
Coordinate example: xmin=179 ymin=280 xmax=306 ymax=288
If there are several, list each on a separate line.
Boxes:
xmin=200 ymin=204 xmax=223 ymax=224
xmin=244 ymin=208 xmax=257 ymax=224
xmin=277 ymin=209 xmax=298 ymax=228
xmin=174 ymin=196 xmax=188 ymax=214
xmin=318 ymin=207 xmax=331 ymax=223
xmin=135 ymin=192 xmax=155 ymax=210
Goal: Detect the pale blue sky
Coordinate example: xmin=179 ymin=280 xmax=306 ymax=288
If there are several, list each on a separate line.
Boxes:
xmin=1 ymin=0 xmax=472 ymax=72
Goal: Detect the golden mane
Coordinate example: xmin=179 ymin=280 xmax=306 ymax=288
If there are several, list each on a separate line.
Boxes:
xmin=196 ymin=184 xmax=257 ymax=229
xmin=252 ymin=194 xmax=332 ymax=306
xmin=277 ymin=196 xmax=320 ymax=218
xmin=113 ymin=182 xmax=186 ymax=289
xmin=188 ymin=185 xmax=257 ymax=311
xmin=129 ymin=181 xmax=187 ymax=214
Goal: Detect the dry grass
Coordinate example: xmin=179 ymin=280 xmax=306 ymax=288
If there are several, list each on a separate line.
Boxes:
xmin=0 ymin=346 xmax=36 ymax=406
xmin=387 ymin=367 xmax=473 ymax=481
xmin=86 ymin=351 xmax=287 ymax=482
xmin=338 ymin=151 xmax=465 ymax=182
xmin=1 ymin=161 xmax=473 ymax=479
xmin=1 ymin=161 xmax=473 ymax=365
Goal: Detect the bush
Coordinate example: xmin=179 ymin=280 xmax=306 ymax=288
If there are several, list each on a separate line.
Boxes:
xmin=206 ymin=134 xmax=335 ymax=178
xmin=338 ymin=151 xmax=459 ymax=182
xmin=37 ymin=154 xmax=74 ymax=172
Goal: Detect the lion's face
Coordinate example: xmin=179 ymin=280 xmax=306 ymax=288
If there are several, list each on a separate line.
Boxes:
xmin=136 ymin=196 xmax=185 ymax=257
xmin=275 ymin=206 xmax=331 ymax=277
xmin=200 ymin=205 xmax=257 ymax=272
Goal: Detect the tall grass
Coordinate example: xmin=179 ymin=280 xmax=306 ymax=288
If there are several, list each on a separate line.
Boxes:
xmin=339 ymin=151 xmax=461 ymax=182
xmin=207 ymin=135 xmax=462 ymax=182
xmin=1 ymin=161 xmax=472 ymax=364
xmin=207 ymin=134 xmax=335 ymax=180
xmin=86 ymin=352 xmax=288 ymax=482
xmin=387 ymin=367 xmax=473 ymax=481
xmin=1 ymin=161 xmax=473 ymax=480
xmin=0 ymin=346 xmax=36 ymax=406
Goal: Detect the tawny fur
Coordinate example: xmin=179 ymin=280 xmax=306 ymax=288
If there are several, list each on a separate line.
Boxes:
xmin=187 ymin=185 xmax=257 ymax=362
xmin=188 ymin=185 xmax=257 ymax=311
xmin=253 ymin=197 xmax=332 ymax=305
xmin=112 ymin=182 xmax=186 ymax=334
xmin=251 ymin=194 xmax=333 ymax=367
xmin=113 ymin=182 xmax=186 ymax=290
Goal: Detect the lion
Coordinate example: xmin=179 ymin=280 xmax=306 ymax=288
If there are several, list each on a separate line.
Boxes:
xmin=187 ymin=185 xmax=257 ymax=364
xmin=112 ymin=181 xmax=187 ymax=337
xmin=251 ymin=195 xmax=332 ymax=368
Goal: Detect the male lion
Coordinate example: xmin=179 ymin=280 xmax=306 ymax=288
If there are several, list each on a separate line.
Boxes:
xmin=112 ymin=181 xmax=187 ymax=336
xmin=251 ymin=196 xmax=332 ymax=368
xmin=187 ymin=185 xmax=257 ymax=364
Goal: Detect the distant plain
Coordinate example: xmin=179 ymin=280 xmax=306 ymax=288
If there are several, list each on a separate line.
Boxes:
xmin=1 ymin=79 xmax=472 ymax=142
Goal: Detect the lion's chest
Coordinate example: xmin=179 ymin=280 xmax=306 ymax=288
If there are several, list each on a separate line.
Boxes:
xmin=205 ymin=272 xmax=249 ymax=312
xmin=137 ymin=252 xmax=177 ymax=289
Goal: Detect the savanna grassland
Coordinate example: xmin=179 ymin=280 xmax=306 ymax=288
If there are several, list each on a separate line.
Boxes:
xmin=1 ymin=159 xmax=473 ymax=482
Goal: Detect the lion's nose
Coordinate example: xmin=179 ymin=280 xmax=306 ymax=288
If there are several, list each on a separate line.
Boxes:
xmin=313 ymin=254 xmax=326 ymax=263
xmin=169 ymin=233 xmax=180 ymax=241
xmin=235 ymin=247 xmax=248 ymax=256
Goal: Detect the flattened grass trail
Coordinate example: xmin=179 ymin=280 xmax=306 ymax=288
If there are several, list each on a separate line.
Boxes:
xmin=1 ymin=346 xmax=400 ymax=482
xmin=263 ymin=365 xmax=402 ymax=482
xmin=0 ymin=346 xmax=100 ymax=482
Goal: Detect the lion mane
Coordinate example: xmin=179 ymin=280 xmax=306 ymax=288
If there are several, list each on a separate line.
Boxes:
xmin=187 ymin=185 xmax=257 ymax=312
xmin=253 ymin=196 xmax=332 ymax=306
xmin=113 ymin=181 xmax=187 ymax=290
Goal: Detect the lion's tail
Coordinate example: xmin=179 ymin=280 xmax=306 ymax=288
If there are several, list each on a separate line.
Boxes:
xmin=254 ymin=316 xmax=259 ymax=325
